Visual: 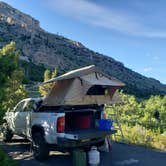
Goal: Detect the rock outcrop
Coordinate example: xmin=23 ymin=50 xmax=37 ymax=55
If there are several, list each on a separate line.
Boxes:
xmin=0 ymin=1 xmax=166 ymax=97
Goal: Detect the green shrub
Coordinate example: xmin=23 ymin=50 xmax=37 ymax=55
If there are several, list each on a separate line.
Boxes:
xmin=107 ymin=92 xmax=166 ymax=151
xmin=114 ymin=124 xmax=166 ymax=151
xmin=0 ymin=147 xmax=17 ymax=166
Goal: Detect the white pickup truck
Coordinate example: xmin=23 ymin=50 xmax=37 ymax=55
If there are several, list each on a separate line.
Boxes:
xmin=2 ymin=97 xmax=115 ymax=161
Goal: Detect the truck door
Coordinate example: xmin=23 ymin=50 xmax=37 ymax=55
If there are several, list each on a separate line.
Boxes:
xmin=13 ymin=100 xmax=26 ymax=134
xmin=23 ymin=100 xmax=36 ymax=138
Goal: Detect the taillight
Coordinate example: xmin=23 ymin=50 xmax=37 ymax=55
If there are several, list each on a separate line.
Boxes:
xmin=57 ymin=117 xmax=65 ymax=133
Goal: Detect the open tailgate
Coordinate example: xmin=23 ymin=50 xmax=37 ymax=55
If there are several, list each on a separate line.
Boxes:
xmin=64 ymin=129 xmax=116 ymax=140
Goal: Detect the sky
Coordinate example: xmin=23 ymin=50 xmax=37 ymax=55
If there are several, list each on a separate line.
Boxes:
xmin=2 ymin=0 xmax=166 ymax=84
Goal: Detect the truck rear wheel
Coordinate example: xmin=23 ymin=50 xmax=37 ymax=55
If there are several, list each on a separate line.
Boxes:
xmin=2 ymin=124 xmax=13 ymax=142
xmin=32 ymin=132 xmax=49 ymax=161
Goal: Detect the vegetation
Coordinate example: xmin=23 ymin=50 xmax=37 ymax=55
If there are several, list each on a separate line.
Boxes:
xmin=20 ymin=60 xmax=46 ymax=82
xmin=0 ymin=42 xmax=27 ymax=166
xmin=117 ymin=124 xmax=166 ymax=151
xmin=0 ymin=42 xmax=27 ymax=124
xmin=106 ymin=92 xmax=166 ymax=151
xmin=39 ymin=68 xmax=57 ymax=96
xmin=0 ymin=148 xmax=17 ymax=166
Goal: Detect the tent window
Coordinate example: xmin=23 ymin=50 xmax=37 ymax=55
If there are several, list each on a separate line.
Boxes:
xmin=87 ymin=85 xmax=106 ymax=95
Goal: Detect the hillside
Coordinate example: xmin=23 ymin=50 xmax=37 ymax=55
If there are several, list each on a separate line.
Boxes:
xmin=0 ymin=1 xmax=166 ymax=97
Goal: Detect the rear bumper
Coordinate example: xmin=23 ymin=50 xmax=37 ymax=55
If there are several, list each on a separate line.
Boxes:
xmin=56 ymin=137 xmax=105 ymax=148
xmin=54 ymin=129 xmax=116 ymax=149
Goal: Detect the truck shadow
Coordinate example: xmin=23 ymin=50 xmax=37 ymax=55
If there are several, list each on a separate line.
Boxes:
xmin=1 ymin=136 xmax=73 ymax=166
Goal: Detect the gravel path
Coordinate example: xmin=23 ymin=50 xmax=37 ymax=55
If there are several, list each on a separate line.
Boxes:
xmin=0 ymin=135 xmax=166 ymax=166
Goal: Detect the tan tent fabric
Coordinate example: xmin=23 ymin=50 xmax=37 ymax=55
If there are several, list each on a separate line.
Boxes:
xmin=41 ymin=65 xmax=96 ymax=85
xmin=64 ymin=91 xmax=122 ymax=105
xmin=41 ymin=65 xmax=124 ymax=86
xmin=43 ymin=79 xmax=74 ymax=106
xmin=42 ymin=65 xmax=125 ymax=106
xmin=81 ymin=72 xmax=124 ymax=86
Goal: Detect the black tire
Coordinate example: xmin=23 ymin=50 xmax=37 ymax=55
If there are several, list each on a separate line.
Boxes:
xmin=32 ymin=132 xmax=49 ymax=161
xmin=2 ymin=124 xmax=13 ymax=142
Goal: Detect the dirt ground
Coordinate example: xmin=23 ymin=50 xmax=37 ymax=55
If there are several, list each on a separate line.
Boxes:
xmin=0 ymin=135 xmax=166 ymax=166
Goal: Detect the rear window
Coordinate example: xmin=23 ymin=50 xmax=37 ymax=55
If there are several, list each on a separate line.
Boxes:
xmin=37 ymin=105 xmax=103 ymax=112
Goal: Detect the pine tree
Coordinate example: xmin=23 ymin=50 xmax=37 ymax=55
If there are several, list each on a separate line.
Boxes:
xmin=3 ymin=70 xmax=27 ymax=111
xmin=0 ymin=42 xmax=27 ymax=123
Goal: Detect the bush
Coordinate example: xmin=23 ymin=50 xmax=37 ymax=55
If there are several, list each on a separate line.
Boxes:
xmin=106 ymin=92 xmax=166 ymax=151
xmin=116 ymin=124 xmax=166 ymax=151
xmin=0 ymin=147 xmax=17 ymax=166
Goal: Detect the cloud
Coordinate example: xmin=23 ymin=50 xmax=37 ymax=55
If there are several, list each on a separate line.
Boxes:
xmin=143 ymin=67 xmax=153 ymax=72
xmin=46 ymin=0 xmax=166 ymax=38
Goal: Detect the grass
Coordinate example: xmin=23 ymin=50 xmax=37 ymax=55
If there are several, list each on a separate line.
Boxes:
xmin=0 ymin=147 xmax=17 ymax=166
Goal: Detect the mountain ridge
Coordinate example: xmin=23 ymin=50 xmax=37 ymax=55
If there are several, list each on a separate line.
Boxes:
xmin=0 ymin=1 xmax=166 ymax=97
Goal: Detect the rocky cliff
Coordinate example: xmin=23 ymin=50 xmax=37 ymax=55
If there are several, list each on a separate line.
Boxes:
xmin=0 ymin=1 xmax=166 ymax=97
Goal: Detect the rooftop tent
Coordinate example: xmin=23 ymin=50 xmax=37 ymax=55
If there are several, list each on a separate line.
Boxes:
xmin=41 ymin=65 xmax=125 ymax=106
